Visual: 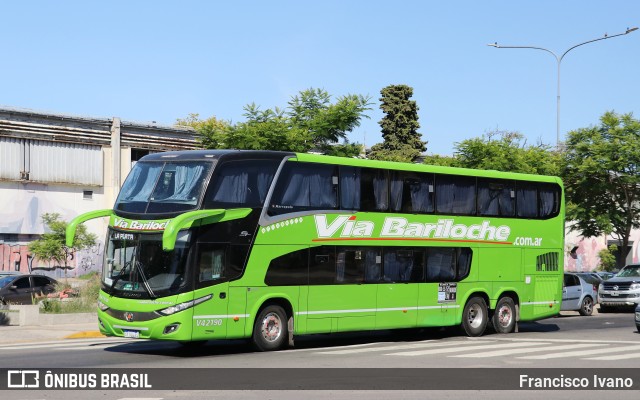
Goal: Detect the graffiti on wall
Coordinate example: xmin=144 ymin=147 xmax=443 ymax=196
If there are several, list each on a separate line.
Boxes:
xmin=0 ymin=242 xmax=103 ymax=278
xmin=0 ymin=243 xmax=33 ymax=274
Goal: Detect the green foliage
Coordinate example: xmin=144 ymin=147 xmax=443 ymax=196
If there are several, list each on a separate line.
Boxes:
xmin=28 ymin=213 xmax=97 ymax=269
xmin=423 ymin=130 xmax=560 ymax=175
xmin=369 ymin=85 xmax=427 ymax=163
xmin=597 ymin=245 xmax=618 ymax=272
xmin=188 ymin=88 xmax=371 ymax=157
xmin=39 ymin=275 xmax=101 ymax=314
xmin=562 ymin=111 xmax=640 ymax=267
xmin=175 ymin=113 xmax=231 ymax=149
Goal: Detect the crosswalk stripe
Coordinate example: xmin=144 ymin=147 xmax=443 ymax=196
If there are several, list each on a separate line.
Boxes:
xmin=585 ymin=353 xmax=640 ymax=361
xmin=388 ymin=341 xmax=545 ymax=356
xmin=450 ymin=343 xmax=603 ymax=358
xmin=317 ymin=340 xmax=493 ymax=355
xmin=518 ymin=344 xmax=640 ymax=360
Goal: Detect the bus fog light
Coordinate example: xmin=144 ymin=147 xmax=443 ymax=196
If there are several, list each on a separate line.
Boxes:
xmin=164 ymin=324 xmax=180 ymax=335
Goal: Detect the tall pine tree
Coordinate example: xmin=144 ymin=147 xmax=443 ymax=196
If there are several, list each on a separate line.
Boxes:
xmin=368 ymin=84 xmax=427 ymax=162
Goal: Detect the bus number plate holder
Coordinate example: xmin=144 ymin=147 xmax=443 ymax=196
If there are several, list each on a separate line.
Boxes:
xmin=124 ymin=330 xmax=140 ymax=339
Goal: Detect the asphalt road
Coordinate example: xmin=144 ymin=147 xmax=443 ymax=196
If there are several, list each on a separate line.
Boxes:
xmin=1 ymin=310 xmax=639 ymax=400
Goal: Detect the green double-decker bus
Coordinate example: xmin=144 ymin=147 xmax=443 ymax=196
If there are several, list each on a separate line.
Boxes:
xmin=67 ymin=150 xmax=564 ymax=351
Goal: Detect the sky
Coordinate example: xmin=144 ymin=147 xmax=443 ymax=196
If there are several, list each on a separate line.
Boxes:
xmin=1 ymin=1 xmax=639 ymax=155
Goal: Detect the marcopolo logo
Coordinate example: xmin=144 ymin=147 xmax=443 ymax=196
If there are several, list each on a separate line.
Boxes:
xmin=314 ymin=215 xmax=511 ymax=242
xmin=113 ymin=218 xmax=169 ymax=231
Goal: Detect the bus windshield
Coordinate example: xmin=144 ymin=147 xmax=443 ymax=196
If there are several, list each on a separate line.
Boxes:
xmin=102 ymin=231 xmax=191 ymax=298
xmin=115 ymin=161 xmax=213 ymax=214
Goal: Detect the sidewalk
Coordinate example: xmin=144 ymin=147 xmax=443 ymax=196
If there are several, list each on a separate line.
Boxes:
xmin=0 ymin=320 xmax=103 ymax=345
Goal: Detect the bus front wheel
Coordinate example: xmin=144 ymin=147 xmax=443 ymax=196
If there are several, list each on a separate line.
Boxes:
xmin=492 ymin=297 xmax=516 ymax=333
xmin=462 ymin=297 xmax=488 ymax=337
xmin=252 ymin=305 xmax=288 ymax=351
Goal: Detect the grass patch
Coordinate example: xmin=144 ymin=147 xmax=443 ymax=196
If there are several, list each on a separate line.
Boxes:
xmin=39 ymin=274 xmax=101 ymax=314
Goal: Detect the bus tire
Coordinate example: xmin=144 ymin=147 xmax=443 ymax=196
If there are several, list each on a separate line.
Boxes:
xmin=492 ymin=297 xmax=516 ymax=334
xmin=252 ymin=304 xmax=288 ymax=352
xmin=462 ymin=296 xmax=488 ymax=337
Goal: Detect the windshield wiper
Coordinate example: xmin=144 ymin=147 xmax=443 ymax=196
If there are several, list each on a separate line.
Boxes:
xmin=133 ymin=261 xmax=158 ymax=299
xmin=109 ymin=262 xmax=132 ymax=293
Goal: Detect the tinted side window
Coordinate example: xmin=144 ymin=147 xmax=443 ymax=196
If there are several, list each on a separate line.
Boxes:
xmin=477 ymin=179 xmax=515 ymax=217
xmin=205 ymin=159 xmax=280 ymax=209
xmin=383 ymin=248 xmax=425 ymax=283
xmin=265 ymin=249 xmax=309 ymax=286
xmin=435 ymin=175 xmax=476 ymax=215
xmin=14 ymin=277 xmax=30 ymax=289
xmin=361 ymin=169 xmax=389 ymax=211
xmin=516 ymin=182 xmax=538 ymax=218
xmin=538 ymin=183 xmax=560 ymax=218
xmin=398 ymin=172 xmax=434 ymax=214
xmin=425 ymin=248 xmax=472 ymax=282
xmin=32 ymin=277 xmax=52 ymax=287
xmin=309 ymin=246 xmax=336 ymax=285
xmin=337 ymin=247 xmax=381 ymax=283
xmin=196 ymin=244 xmax=248 ymax=288
xmin=269 ymin=162 xmax=338 ymax=215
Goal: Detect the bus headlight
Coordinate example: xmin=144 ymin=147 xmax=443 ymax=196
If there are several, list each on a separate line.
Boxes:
xmin=156 ymin=294 xmax=212 ymax=316
xmin=97 ymin=300 xmax=109 ymax=311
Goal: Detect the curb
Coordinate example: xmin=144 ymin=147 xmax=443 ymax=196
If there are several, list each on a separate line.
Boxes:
xmin=63 ymin=331 xmax=105 ymax=339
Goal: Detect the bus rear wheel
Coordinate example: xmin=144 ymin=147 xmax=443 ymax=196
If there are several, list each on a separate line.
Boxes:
xmin=492 ymin=297 xmax=516 ymax=333
xmin=462 ymin=297 xmax=488 ymax=337
xmin=252 ymin=305 xmax=288 ymax=352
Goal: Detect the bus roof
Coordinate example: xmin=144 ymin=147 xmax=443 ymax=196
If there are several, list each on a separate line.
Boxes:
xmin=294 ymin=153 xmax=562 ymax=184
xmin=138 ymin=149 xmax=561 ymax=185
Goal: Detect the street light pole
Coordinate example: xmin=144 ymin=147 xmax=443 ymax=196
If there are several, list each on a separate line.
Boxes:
xmin=488 ymin=27 xmax=638 ymax=147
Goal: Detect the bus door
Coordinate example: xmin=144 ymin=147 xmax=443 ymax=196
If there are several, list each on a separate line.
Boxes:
xmin=376 ymin=248 xmax=421 ymax=329
xmin=417 ymin=248 xmax=462 ymax=327
xmin=191 ymin=243 xmax=248 ymax=340
xmin=306 ymin=247 xmax=377 ymax=333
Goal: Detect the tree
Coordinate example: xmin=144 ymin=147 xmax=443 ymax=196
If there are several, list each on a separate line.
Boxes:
xmin=562 ymin=111 xmax=640 ymax=268
xmin=28 ymin=213 xmax=97 ymax=272
xmin=175 ymin=113 xmax=231 ymax=149
xmin=422 ymin=130 xmax=561 ymax=175
xmin=368 ymin=84 xmax=427 ymax=162
xmin=598 ymin=245 xmax=618 ymax=272
xmin=187 ymin=88 xmax=371 ymax=157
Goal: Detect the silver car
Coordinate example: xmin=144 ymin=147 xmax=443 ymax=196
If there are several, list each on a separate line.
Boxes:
xmin=562 ymin=273 xmax=598 ymax=316
xmin=598 ymin=264 xmax=640 ymax=312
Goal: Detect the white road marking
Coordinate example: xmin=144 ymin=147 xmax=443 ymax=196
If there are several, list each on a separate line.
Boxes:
xmin=389 ymin=341 xmax=545 ymax=356
xmin=316 ymin=340 xmax=493 ymax=355
xmin=518 ymin=344 xmax=640 ymax=360
xmin=586 ymin=353 xmax=640 ymax=361
xmin=450 ymin=343 xmax=603 ymax=358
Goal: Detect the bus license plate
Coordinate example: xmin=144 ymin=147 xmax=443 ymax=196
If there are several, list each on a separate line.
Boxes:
xmin=123 ymin=330 xmax=140 ymax=338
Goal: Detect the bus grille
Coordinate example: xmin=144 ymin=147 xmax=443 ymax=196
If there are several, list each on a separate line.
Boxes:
xmin=536 ymin=252 xmax=559 ymax=272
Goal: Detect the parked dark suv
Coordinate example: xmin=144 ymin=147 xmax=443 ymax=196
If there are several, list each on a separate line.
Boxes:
xmin=598 ymin=264 xmax=640 ymax=312
xmin=0 ymin=274 xmax=58 ymax=305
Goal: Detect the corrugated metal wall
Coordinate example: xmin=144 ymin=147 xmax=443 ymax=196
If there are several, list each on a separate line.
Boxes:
xmin=0 ymin=136 xmax=22 ymax=180
xmin=29 ymin=140 xmax=103 ymax=186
